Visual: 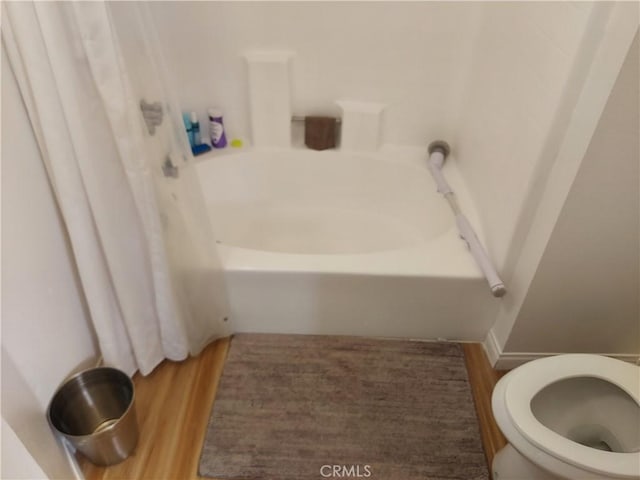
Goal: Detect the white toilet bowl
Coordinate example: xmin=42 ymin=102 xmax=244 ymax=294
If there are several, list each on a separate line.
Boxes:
xmin=491 ymin=354 xmax=640 ymax=480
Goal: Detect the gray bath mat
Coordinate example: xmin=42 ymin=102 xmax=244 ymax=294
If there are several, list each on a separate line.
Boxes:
xmin=199 ymin=334 xmax=488 ymax=480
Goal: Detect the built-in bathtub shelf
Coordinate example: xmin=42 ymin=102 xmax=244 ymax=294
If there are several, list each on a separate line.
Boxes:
xmin=192 ymin=144 xmax=321 ymax=163
xmin=191 ymin=147 xmax=243 ymax=163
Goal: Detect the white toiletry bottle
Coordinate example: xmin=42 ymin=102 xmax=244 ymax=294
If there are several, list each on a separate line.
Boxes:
xmin=190 ymin=112 xmax=201 ymax=145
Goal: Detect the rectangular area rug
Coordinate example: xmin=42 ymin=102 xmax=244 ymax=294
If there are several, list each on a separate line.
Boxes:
xmin=199 ymin=334 xmax=488 ymax=480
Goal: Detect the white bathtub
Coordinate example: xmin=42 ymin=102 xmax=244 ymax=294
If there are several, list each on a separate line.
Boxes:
xmin=196 ymin=146 xmax=497 ymax=341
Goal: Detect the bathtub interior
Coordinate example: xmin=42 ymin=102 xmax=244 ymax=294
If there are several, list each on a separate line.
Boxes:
xmin=196 ymin=145 xmax=485 ymax=260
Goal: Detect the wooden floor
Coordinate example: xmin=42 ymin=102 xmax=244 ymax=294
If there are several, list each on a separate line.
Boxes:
xmin=80 ymin=338 xmax=507 ymax=480
xmin=462 ymin=343 xmax=509 ymax=471
xmin=79 ymin=338 xmax=231 ymax=480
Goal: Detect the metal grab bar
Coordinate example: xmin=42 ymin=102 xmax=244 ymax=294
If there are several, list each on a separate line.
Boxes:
xmin=427 ymin=141 xmax=506 ymax=298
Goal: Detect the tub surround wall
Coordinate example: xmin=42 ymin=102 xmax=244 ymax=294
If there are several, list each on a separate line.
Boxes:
xmin=336 ymin=100 xmax=386 ymax=152
xmin=148 ymin=1 xmax=482 ymax=147
xmin=245 ymin=51 xmax=293 ymax=148
xmin=149 ymin=1 xmax=603 ymax=264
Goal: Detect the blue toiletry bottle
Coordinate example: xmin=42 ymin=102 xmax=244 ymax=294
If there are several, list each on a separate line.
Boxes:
xmin=183 ymin=113 xmax=194 ymax=148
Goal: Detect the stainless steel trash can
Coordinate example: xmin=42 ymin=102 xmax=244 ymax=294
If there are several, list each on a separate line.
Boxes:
xmin=47 ymin=367 xmax=138 ymax=466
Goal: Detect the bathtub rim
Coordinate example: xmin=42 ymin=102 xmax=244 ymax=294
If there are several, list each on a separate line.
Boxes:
xmin=216 ymin=228 xmax=485 ymax=279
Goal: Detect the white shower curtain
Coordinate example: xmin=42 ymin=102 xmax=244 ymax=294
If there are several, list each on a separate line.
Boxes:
xmin=2 ymin=1 xmax=230 ymax=376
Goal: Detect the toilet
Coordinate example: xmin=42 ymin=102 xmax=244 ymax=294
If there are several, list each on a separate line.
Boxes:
xmin=491 ymin=354 xmax=640 ymax=480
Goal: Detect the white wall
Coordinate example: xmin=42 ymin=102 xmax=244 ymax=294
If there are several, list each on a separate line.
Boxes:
xmin=503 ymin=32 xmax=639 ymax=355
xmin=148 ymin=1 xmax=483 ymax=146
xmin=483 ymin=3 xmax=640 ymax=365
xmin=1 ymin=417 xmax=48 ymax=480
xmin=453 ymin=2 xmax=599 ymax=272
xmin=1 ymin=44 xmax=98 ymax=478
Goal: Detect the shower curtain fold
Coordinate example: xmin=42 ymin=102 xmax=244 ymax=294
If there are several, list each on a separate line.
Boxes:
xmin=2 ymin=1 xmax=230 ymax=376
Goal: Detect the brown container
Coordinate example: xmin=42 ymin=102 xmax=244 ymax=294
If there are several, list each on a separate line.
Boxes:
xmin=304 ymin=116 xmax=337 ymax=150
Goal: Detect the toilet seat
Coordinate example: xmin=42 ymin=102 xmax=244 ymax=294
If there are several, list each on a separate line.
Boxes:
xmin=505 ymin=354 xmax=640 ymax=479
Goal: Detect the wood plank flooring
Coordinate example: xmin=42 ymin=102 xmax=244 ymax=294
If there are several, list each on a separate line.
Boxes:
xmin=462 ymin=343 xmax=509 ymax=471
xmin=78 ymin=337 xmax=230 ymax=480
xmin=80 ymin=338 xmax=506 ymax=480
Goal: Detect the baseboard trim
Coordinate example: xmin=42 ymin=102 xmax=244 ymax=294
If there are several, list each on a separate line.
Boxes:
xmin=482 ymin=329 xmax=502 ymax=367
xmin=494 ymin=352 xmax=640 ymax=370
xmin=482 ymin=329 xmax=640 ymax=370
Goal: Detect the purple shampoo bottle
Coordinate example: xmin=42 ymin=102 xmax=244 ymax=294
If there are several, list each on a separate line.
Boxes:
xmin=208 ymin=108 xmax=227 ymax=148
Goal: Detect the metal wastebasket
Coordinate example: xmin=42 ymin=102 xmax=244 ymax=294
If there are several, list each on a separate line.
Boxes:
xmin=47 ymin=367 xmax=138 ymax=466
